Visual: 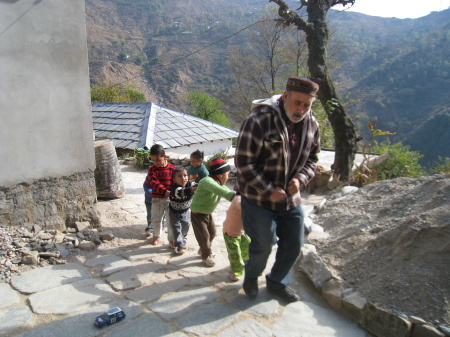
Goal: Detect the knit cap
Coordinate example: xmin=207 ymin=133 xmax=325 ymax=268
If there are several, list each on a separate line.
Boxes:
xmin=286 ymin=76 xmax=319 ymax=96
xmin=209 ymin=157 xmax=230 ymax=175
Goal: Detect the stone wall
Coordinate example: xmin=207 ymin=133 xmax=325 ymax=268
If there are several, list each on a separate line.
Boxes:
xmin=0 ymin=1 xmax=98 ymax=230
xmin=0 ymin=172 xmax=100 ymax=231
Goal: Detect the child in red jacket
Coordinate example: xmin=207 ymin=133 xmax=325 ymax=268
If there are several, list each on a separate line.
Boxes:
xmin=146 ymin=144 xmax=175 ymax=246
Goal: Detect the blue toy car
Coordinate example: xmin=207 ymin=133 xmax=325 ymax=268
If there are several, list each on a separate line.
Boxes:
xmin=94 ymin=307 xmax=126 ymax=328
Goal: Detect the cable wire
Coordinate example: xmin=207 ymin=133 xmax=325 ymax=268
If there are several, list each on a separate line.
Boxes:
xmin=115 ymin=19 xmax=266 ymax=85
xmin=0 ymin=0 xmax=42 ymax=39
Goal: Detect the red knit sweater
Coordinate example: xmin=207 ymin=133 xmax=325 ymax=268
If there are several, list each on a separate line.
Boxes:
xmin=145 ymin=163 xmax=175 ymax=198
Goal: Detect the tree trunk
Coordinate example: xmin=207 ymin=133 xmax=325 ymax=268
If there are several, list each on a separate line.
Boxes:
xmin=306 ymin=2 xmax=357 ymax=181
xmin=270 ymin=0 xmax=358 ymax=182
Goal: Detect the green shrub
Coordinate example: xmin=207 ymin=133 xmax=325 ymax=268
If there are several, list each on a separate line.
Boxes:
xmin=134 ymin=148 xmax=151 ymax=169
xmin=373 ymin=139 xmax=424 ymax=180
xmin=430 ymin=156 xmax=450 ymax=174
xmin=118 ymin=51 xmax=128 ymax=62
xmin=90 ymin=83 xmax=146 ymax=103
xmin=135 ymin=52 xmax=147 ymax=65
xmin=184 ymin=91 xmax=230 ymax=128
xmin=127 ymin=89 xmax=146 ymax=102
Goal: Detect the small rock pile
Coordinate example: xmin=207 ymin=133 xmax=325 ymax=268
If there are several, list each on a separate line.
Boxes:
xmin=0 ymin=222 xmax=114 ymax=283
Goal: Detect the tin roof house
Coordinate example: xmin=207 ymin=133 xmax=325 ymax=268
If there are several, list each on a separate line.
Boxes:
xmin=91 ymin=102 xmax=239 ymax=157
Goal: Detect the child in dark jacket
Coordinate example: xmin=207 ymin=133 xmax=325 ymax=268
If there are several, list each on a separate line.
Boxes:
xmin=169 ymin=167 xmax=197 ymax=254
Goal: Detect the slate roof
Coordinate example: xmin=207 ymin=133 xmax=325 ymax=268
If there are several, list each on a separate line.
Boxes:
xmin=91 ymin=102 xmax=239 ymax=150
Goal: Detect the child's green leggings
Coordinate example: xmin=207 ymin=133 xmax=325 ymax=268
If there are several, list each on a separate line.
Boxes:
xmin=223 ymin=232 xmax=251 ymax=276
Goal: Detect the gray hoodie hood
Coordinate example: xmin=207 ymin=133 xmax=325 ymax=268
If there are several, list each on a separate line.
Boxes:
xmin=251 ymin=94 xmax=282 ymax=113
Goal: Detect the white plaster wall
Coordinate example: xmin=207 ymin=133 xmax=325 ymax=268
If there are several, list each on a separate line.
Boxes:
xmin=0 ymin=0 xmax=95 ymax=187
xmin=165 ymin=139 xmax=234 ymax=158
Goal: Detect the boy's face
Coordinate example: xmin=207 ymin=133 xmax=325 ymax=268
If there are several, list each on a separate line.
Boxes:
xmin=151 ymin=154 xmax=167 ymax=168
xmin=173 ymin=170 xmax=188 ymax=187
xmin=218 ymin=171 xmax=230 ymax=185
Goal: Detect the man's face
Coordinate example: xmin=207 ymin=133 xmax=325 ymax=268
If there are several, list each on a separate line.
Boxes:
xmin=283 ymin=91 xmax=316 ymax=123
xmin=151 ymin=154 xmax=167 ymax=168
xmin=173 ymin=170 xmax=188 ymax=187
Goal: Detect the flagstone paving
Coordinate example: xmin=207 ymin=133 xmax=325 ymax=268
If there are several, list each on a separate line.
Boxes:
xmin=0 ymin=164 xmax=372 ymax=336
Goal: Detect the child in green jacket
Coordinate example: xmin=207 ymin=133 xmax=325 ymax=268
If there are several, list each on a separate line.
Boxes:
xmin=190 ymin=157 xmax=235 ymax=267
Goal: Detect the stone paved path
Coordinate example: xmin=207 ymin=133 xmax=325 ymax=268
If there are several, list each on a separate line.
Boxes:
xmin=0 ymin=163 xmax=372 ymax=337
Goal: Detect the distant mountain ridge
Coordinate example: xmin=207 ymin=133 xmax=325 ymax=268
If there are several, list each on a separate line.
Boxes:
xmin=328 ymin=9 xmax=450 ymax=165
xmin=85 ymin=0 xmax=450 ymax=166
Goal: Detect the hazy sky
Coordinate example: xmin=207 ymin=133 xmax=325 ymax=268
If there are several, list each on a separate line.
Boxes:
xmin=336 ymin=0 xmax=450 ymax=19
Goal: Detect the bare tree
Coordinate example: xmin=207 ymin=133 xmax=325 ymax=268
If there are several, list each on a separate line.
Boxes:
xmin=270 ymin=0 xmax=360 ymax=182
xmin=227 ymin=8 xmax=309 ymax=121
xmin=281 ymin=29 xmax=309 ymax=76
xmin=228 ymin=11 xmax=289 ymax=98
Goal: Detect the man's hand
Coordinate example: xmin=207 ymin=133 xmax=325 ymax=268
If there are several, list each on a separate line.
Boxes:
xmin=287 ymin=178 xmax=300 ymax=195
xmin=165 ymin=190 xmax=171 ymax=197
xmin=269 ymin=187 xmax=287 ymax=202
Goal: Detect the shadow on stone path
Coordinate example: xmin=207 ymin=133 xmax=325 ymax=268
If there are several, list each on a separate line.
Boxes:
xmin=0 ymin=164 xmax=371 ymax=337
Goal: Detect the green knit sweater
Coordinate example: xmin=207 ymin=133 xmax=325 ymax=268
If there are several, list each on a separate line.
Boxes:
xmin=190 ymin=176 xmax=235 ymax=214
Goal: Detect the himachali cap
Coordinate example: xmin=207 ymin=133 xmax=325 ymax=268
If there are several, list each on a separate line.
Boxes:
xmin=209 ymin=157 xmax=231 ymax=175
xmin=286 ymin=76 xmax=319 ymax=96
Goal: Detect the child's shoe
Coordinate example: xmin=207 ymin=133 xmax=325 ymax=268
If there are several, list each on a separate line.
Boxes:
xmin=229 ymin=273 xmax=240 ymax=282
xmin=177 ymin=246 xmax=185 ymax=255
xmin=145 ymin=226 xmax=153 ymax=237
xmin=169 ymin=241 xmax=176 ymax=249
xmin=152 ymin=237 xmax=161 ymax=246
xmin=203 ymin=255 xmax=216 ymax=267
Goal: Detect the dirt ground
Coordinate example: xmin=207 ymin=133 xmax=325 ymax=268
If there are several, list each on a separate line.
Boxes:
xmin=94 ymin=164 xmax=450 ymax=330
xmin=312 ymin=174 xmax=450 ymax=328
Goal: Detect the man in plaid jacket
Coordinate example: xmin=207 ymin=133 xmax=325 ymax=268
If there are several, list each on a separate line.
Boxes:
xmin=235 ymin=76 xmax=321 ymax=302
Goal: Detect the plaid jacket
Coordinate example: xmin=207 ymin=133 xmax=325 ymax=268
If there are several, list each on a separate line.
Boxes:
xmin=234 ymin=94 xmax=320 ymax=210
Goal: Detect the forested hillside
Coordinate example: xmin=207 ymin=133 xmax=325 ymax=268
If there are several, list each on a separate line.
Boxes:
xmin=85 ymin=0 xmax=263 ymax=112
xmin=85 ymin=0 xmax=450 ymax=166
xmin=329 ymin=9 xmax=450 ymax=166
